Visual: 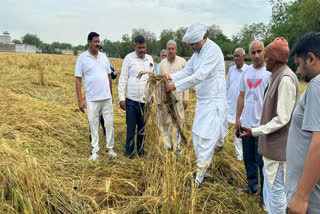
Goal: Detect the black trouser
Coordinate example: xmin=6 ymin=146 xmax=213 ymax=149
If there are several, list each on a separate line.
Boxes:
xmin=89 ymin=115 xmax=106 ymax=142
xmin=242 ymin=136 xmax=264 ymax=201
xmin=125 ymin=98 xmax=145 ymax=157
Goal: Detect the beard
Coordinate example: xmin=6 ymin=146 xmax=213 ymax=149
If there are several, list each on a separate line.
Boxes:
xmin=138 ymin=52 xmax=145 ymax=58
xmin=303 ymin=64 xmax=314 ymax=82
xmin=192 ymin=47 xmax=201 ymax=53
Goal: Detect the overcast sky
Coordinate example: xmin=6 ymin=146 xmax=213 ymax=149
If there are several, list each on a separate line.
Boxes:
xmin=2 ymin=0 xmax=275 ymax=46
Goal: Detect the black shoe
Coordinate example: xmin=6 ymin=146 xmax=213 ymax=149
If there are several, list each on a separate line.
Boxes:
xmin=236 ymin=186 xmax=257 ymax=195
xmin=138 ymin=154 xmax=146 ymax=159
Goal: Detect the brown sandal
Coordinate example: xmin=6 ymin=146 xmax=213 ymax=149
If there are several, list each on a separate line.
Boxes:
xmin=260 ymin=202 xmax=267 ymax=212
xmin=215 ymin=145 xmax=224 ymax=152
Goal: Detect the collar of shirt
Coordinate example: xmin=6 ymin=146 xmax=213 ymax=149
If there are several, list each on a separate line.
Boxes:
xmin=238 ymin=66 xmax=244 ymax=72
xmin=134 ymin=51 xmax=148 ymax=61
xmin=84 ymin=50 xmax=103 ymax=60
xmin=197 ymin=38 xmax=210 ymax=55
xmin=237 ymin=64 xmax=248 ymax=72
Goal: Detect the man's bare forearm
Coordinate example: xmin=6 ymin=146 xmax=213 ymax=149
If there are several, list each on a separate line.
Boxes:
xmin=295 ymin=131 xmax=320 ymax=200
xmin=236 ymin=92 xmax=245 ymax=123
xmin=75 ymin=77 xmax=83 ymax=101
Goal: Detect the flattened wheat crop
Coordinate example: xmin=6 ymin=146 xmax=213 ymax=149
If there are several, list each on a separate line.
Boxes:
xmin=0 ymin=52 xmax=303 ymax=213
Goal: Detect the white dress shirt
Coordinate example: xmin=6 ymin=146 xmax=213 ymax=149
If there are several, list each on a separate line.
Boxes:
xmin=118 ymin=51 xmax=154 ymax=103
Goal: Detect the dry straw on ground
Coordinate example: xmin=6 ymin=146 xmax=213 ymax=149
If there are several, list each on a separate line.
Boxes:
xmin=0 ymin=52 xmax=308 ymax=213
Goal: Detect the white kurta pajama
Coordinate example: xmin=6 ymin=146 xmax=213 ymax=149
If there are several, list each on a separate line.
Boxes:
xmin=226 ymin=64 xmax=249 ymax=160
xmin=158 ymin=56 xmax=188 ymax=152
xmin=171 ymin=39 xmax=228 ymax=184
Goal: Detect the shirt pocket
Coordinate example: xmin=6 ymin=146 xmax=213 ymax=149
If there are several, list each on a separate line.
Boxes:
xmin=149 ymin=62 xmax=154 ymax=72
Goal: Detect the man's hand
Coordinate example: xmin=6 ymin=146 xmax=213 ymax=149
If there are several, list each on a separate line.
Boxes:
xmin=120 ymin=101 xmax=126 ymax=110
xmin=288 ymin=193 xmax=309 ymax=214
xmin=78 ymin=99 xmax=85 ymax=113
xmin=235 ymin=119 xmax=241 ymax=138
xmin=183 ymin=100 xmax=188 ymax=110
xmin=166 ymin=82 xmax=176 ymax=92
xmin=239 ymin=127 xmax=252 ymax=138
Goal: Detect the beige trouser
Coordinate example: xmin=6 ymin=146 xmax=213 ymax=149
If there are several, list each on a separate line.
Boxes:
xmin=162 ymin=123 xmax=182 ymax=151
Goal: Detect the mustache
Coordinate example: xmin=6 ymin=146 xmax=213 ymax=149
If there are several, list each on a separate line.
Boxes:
xmin=96 ymin=45 xmax=100 ymax=48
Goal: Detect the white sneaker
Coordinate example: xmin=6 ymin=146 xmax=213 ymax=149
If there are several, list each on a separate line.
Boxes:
xmin=89 ymin=153 xmax=99 ymax=161
xmin=107 ymin=149 xmax=117 ymax=158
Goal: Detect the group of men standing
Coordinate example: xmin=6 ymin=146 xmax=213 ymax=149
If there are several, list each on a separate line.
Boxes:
xmin=226 ymin=33 xmax=320 ymax=214
xmin=75 ymin=26 xmax=320 ymax=213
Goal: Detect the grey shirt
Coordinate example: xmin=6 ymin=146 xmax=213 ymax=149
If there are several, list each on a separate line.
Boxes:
xmin=286 ymin=74 xmax=320 ymax=211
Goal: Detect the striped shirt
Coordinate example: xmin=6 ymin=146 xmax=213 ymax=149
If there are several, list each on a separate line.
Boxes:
xmin=118 ymin=51 xmax=154 ymax=103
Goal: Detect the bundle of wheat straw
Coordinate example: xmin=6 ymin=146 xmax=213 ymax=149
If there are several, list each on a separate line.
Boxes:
xmin=137 ymin=71 xmax=187 ymax=143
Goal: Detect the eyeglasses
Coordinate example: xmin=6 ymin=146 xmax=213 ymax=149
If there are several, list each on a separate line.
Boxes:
xmin=161 ymin=55 xmax=167 ymax=57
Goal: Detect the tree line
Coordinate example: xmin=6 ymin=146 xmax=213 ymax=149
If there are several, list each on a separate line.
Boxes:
xmin=13 ymin=0 xmax=320 ymax=60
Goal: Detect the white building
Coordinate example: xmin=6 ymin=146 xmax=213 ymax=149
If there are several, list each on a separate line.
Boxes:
xmin=0 ymin=31 xmax=39 ymax=53
xmin=0 ymin=31 xmax=11 ymax=44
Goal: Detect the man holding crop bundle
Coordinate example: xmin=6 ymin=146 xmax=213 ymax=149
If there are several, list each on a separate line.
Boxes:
xmin=75 ymin=32 xmax=117 ymax=161
xmin=158 ymin=40 xmax=189 ymax=156
xmin=166 ymin=24 xmax=228 ymax=185
xmin=118 ymin=35 xmax=154 ymax=158
xmin=240 ymin=37 xmax=300 ymax=213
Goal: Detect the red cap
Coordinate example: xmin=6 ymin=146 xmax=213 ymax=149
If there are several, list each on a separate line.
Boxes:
xmin=265 ymin=37 xmax=289 ymax=63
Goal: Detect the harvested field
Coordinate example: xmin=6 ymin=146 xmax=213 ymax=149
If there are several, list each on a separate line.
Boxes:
xmin=0 ymin=52 xmax=308 ymax=213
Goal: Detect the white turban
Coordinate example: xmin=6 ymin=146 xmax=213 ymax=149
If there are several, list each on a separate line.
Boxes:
xmin=182 ymin=24 xmax=207 ymax=44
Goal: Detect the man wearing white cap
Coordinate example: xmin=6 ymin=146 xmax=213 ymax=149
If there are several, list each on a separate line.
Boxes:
xmin=166 ymin=24 xmax=228 ymax=185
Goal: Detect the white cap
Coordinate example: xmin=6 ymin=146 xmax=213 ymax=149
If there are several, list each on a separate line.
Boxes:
xmin=182 ymin=24 xmax=207 ymax=44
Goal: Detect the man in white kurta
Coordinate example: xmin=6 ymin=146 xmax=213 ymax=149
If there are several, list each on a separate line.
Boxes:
xmin=158 ymin=40 xmax=189 ymax=156
xmin=166 ymin=24 xmax=228 ymax=185
xmin=226 ymin=48 xmax=249 ymax=160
